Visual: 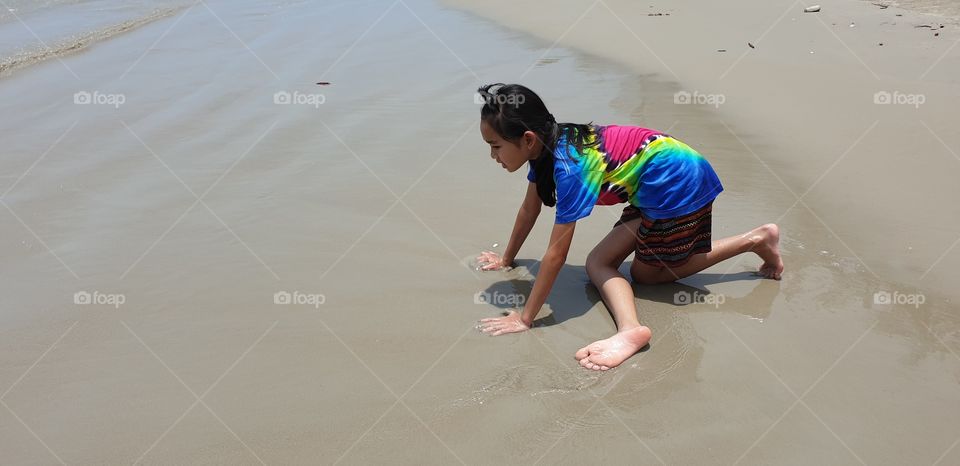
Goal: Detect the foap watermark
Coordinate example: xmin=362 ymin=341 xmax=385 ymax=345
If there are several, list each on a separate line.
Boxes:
xmin=474 ymin=290 xmax=526 ymax=307
xmin=74 ymin=90 xmax=125 ymax=109
xmin=873 ymin=290 xmax=925 ymax=308
xmin=873 ymin=91 xmax=925 ymax=108
xmin=673 ymin=290 xmax=726 ymax=308
xmin=274 ymin=90 xmax=325 ymax=108
xmin=674 ymin=90 xmax=725 ymax=108
xmin=474 ymin=92 xmax=525 ymax=107
xmin=274 ymin=290 xmax=325 ymax=308
xmin=74 ymin=290 xmax=125 ymax=309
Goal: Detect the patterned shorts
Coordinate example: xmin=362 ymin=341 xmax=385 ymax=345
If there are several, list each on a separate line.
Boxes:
xmin=613 ymin=202 xmax=714 ymax=268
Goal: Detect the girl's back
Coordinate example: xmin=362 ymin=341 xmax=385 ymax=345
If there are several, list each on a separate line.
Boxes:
xmin=527 ymin=124 xmax=723 ymax=223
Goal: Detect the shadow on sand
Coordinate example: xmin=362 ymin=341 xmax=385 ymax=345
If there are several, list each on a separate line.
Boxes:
xmin=478 ymin=258 xmax=779 ymax=332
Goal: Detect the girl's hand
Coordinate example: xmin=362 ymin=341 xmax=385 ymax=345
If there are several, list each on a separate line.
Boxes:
xmin=478 ymin=310 xmax=531 ymax=336
xmin=476 ymin=250 xmax=511 ymax=271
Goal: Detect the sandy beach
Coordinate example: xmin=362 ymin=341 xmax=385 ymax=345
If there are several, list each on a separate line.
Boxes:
xmin=1 ymin=0 xmax=958 ymax=464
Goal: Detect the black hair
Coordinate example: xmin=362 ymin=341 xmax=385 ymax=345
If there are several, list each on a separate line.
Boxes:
xmin=477 ymin=83 xmax=597 ymax=207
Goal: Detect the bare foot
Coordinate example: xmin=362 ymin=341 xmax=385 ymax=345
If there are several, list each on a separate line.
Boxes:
xmin=574 ymin=326 xmax=652 ymax=371
xmin=754 ymin=223 xmax=784 ymax=280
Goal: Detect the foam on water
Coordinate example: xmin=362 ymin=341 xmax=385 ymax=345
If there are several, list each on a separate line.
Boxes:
xmin=0 ymin=6 xmax=183 ymax=77
xmin=0 ymin=0 xmax=189 ymax=77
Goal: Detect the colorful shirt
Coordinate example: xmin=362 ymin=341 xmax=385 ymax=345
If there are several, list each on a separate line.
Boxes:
xmin=527 ymin=125 xmax=723 ymax=223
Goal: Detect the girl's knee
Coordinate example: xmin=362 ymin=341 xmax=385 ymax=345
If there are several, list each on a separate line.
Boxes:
xmin=585 ymin=250 xmax=607 ymax=273
xmin=585 ymin=251 xmax=622 ymax=283
xmin=585 ymin=254 xmax=605 ymax=281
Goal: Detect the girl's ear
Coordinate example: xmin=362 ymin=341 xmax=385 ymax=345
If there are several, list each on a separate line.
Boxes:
xmin=523 ymin=130 xmax=539 ymax=150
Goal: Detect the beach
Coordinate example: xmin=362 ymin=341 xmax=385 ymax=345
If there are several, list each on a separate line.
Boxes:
xmin=1 ymin=0 xmax=958 ymax=464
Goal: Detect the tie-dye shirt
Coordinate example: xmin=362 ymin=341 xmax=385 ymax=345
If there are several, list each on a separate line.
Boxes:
xmin=527 ymin=125 xmax=723 ymax=224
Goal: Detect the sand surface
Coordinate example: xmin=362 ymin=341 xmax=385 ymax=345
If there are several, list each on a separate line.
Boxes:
xmin=1 ymin=0 xmax=958 ymax=464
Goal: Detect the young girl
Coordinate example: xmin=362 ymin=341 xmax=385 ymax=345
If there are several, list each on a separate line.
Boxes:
xmin=474 ymin=83 xmax=783 ymax=371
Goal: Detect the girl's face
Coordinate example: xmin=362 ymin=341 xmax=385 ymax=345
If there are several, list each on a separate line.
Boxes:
xmin=480 ymin=120 xmax=543 ymax=173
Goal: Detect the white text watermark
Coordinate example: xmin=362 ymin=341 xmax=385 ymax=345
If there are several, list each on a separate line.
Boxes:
xmin=274 ymin=290 xmax=325 ymax=308
xmin=873 ymin=290 xmax=925 ymax=308
xmin=874 ymin=91 xmax=925 ymax=108
xmin=74 ymin=91 xmax=125 ymax=109
xmin=474 ymin=290 xmax=526 ymax=307
xmin=274 ymin=91 xmax=325 ymax=108
xmin=74 ymin=290 xmax=125 ymax=308
xmin=475 ymin=92 xmax=525 ymax=107
xmin=674 ymin=90 xmax=725 ymax=108
xmin=673 ymin=290 xmax=725 ymax=308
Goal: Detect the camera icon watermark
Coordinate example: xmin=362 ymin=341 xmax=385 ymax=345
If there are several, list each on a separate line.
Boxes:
xmin=873 ymin=290 xmax=925 ymax=308
xmin=74 ymin=290 xmax=125 ymax=309
xmin=274 ymin=290 xmax=325 ymax=308
xmin=673 ymin=290 xmax=726 ymax=308
xmin=673 ymin=90 xmax=725 ymax=108
xmin=74 ymin=90 xmax=125 ymax=109
xmin=273 ymin=90 xmax=325 ymax=108
xmin=474 ymin=290 xmax=526 ymax=307
xmin=873 ymin=90 xmax=925 ymax=108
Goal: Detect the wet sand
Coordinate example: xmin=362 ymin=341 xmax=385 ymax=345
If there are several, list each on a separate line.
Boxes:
xmin=1 ymin=0 xmax=959 ymax=464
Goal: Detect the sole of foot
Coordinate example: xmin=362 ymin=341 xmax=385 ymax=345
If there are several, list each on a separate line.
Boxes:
xmin=574 ymin=326 xmax=652 ymax=371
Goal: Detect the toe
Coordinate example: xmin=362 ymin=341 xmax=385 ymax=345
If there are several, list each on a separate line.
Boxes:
xmin=579 ymin=357 xmax=591 ymax=369
xmin=574 ymin=346 xmax=590 ymax=360
xmin=586 ymin=355 xmax=603 ymax=370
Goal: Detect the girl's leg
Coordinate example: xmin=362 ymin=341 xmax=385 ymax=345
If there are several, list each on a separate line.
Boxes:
xmin=578 ymin=218 xmax=654 ymax=371
xmin=630 ymin=224 xmax=783 ymax=285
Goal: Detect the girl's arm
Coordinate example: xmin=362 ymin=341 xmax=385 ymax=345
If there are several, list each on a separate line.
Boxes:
xmin=478 ymin=181 xmax=541 ymax=270
xmin=518 ymin=221 xmax=575 ymax=326
xmin=479 ymin=219 xmax=576 ymax=336
xmin=501 ymin=181 xmax=542 ymax=266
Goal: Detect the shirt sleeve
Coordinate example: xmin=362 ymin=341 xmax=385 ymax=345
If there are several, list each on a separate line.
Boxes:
xmin=554 ymin=169 xmax=602 ymax=224
xmin=526 ymin=161 xmax=536 ymax=182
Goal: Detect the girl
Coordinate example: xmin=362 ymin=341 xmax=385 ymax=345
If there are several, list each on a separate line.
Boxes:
xmin=474 ymin=83 xmax=783 ymax=371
